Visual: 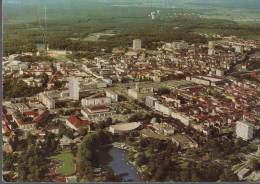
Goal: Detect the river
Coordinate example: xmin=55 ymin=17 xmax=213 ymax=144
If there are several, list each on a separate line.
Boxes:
xmin=99 ymin=146 xmax=141 ymax=182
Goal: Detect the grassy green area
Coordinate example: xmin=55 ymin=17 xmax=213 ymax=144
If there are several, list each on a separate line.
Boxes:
xmin=52 ymin=54 xmax=68 ymax=61
xmin=51 ymin=151 xmax=76 ymax=176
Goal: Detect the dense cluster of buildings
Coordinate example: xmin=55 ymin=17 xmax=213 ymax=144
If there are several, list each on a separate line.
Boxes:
xmin=142 ymin=78 xmax=260 ymax=136
xmin=3 ymin=36 xmax=260 ymax=182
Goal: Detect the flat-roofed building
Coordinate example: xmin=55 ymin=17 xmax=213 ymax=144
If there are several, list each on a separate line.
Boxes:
xmin=190 ymin=77 xmax=211 ymax=86
xmin=208 ymin=41 xmax=215 ymax=55
xmin=128 ymin=84 xmax=153 ymax=101
xmin=105 ymin=89 xmax=118 ymax=102
xmin=133 ymin=39 xmax=141 ymax=50
xmin=216 ymin=69 xmax=224 ymax=77
xmin=81 ymin=97 xmax=111 ymax=107
xmin=234 ymin=45 xmax=244 ymax=53
xmin=236 ymin=120 xmax=255 ymax=141
xmin=171 ymin=111 xmax=193 ymax=126
xmin=81 ymin=106 xmax=113 ymax=122
xmin=145 ymin=96 xmax=158 ymax=108
xmin=69 ymin=77 xmax=80 ymax=100
xmin=155 ymin=102 xmax=172 ymax=116
xmin=109 ymin=122 xmax=141 ymax=134
xmin=38 ymin=92 xmax=55 ymax=109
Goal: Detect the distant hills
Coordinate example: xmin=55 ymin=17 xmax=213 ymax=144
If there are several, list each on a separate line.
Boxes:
xmin=4 ymin=0 xmax=260 ymax=9
xmin=3 ymin=0 xmax=260 ymax=26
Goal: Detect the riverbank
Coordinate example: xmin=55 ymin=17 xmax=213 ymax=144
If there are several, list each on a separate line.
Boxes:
xmin=110 ymin=142 xmax=146 ymax=180
xmin=112 ymin=142 xmax=131 ymax=151
xmin=99 ymin=144 xmax=142 ymax=181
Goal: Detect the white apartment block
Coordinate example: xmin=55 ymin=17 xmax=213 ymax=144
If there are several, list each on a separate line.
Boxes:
xmin=81 ymin=97 xmax=111 ymax=107
xmin=236 ymin=120 xmax=255 ymax=141
xmin=145 ymin=96 xmax=158 ymax=108
xmin=105 ymin=90 xmax=118 ymax=102
xmin=133 ymin=39 xmax=142 ymax=50
xmin=171 ymin=111 xmax=193 ymax=126
xmin=154 ymin=102 xmax=172 ymax=116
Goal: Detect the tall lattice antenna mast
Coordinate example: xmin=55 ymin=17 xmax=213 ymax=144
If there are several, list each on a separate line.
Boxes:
xmin=43 ymin=6 xmax=48 ymax=49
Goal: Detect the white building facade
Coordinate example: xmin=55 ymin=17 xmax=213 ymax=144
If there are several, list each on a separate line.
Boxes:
xmin=69 ymin=77 xmax=80 ymax=100
xmin=236 ymin=120 xmax=255 ymax=141
xmin=133 ymin=39 xmax=142 ymax=50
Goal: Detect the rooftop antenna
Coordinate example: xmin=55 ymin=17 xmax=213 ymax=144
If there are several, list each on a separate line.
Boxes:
xmin=44 ymin=6 xmax=48 ymax=50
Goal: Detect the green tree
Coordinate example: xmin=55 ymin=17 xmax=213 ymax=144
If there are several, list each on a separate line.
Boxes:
xmin=41 ymin=73 xmax=49 ymax=88
xmin=136 ymin=152 xmax=148 ymax=166
xmin=17 ymin=144 xmax=49 ymax=181
xmin=154 ymin=165 xmax=166 ymax=181
xmin=179 ymin=162 xmax=191 ymax=181
xmin=248 ymin=157 xmax=258 ymax=170
xmin=43 ymin=132 xmax=59 ymax=154
xmin=78 ymin=127 xmax=89 ymax=137
xmin=157 ymin=87 xmax=171 ymax=95
xmin=219 ymin=168 xmax=238 ymax=181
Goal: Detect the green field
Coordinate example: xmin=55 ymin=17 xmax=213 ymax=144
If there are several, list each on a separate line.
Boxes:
xmin=51 ymin=151 xmax=76 ymax=176
xmin=52 ymin=54 xmax=68 ymax=61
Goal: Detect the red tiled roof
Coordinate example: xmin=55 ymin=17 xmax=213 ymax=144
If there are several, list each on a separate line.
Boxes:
xmin=67 ymin=115 xmax=91 ymax=129
xmin=16 ymin=119 xmax=26 ymax=126
xmin=33 ymin=110 xmax=50 ymax=124
xmin=23 ymin=111 xmax=37 ymax=117
xmin=3 ymin=114 xmax=9 ymax=124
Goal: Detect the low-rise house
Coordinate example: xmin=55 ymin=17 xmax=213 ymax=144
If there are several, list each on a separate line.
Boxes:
xmin=33 ymin=110 xmax=50 ymax=125
xmin=66 ymin=115 xmax=91 ymax=131
xmin=12 ymin=111 xmax=34 ymax=130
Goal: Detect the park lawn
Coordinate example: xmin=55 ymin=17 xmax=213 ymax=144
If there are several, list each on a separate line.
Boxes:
xmin=51 ymin=151 xmax=76 ymax=176
xmin=52 ymin=54 xmax=68 ymax=61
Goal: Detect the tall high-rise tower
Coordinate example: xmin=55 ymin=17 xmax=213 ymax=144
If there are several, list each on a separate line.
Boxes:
xmin=208 ymin=41 xmax=215 ymax=55
xmin=133 ymin=39 xmax=142 ymax=50
xmin=69 ymin=77 xmax=80 ymax=100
